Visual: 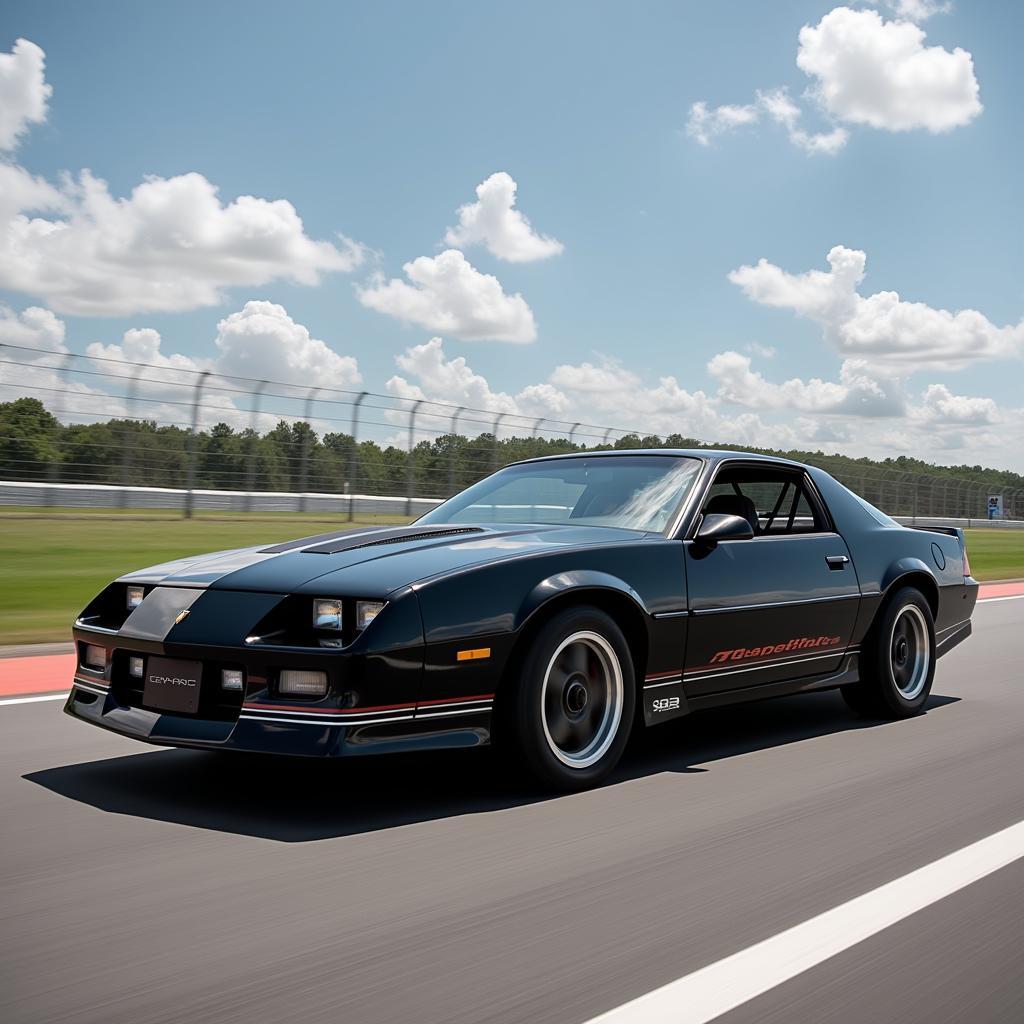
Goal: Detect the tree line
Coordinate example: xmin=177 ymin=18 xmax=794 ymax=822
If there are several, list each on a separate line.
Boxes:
xmin=1 ymin=398 xmax=1021 ymax=509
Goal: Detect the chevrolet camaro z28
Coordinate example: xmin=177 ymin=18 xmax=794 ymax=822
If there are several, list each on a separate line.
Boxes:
xmin=66 ymin=450 xmax=978 ymax=790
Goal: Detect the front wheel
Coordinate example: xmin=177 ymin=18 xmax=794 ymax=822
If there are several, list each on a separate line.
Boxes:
xmin=503 ymin=606 xmax=635 ymax=791
xmin=842 ymin=587 xmax=935 ymax=719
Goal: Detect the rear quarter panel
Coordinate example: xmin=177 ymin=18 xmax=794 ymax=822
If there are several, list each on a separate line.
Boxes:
xmin=810 ymin=469 xmax=976 ymax=641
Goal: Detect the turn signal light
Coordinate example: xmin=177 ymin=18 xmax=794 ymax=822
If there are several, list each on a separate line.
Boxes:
xmin=279 ymin=669 xmax=327 ymax=697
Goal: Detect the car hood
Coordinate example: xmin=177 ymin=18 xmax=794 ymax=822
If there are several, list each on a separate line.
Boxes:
xmin=118 ymin=522 xmax=648 ymax=597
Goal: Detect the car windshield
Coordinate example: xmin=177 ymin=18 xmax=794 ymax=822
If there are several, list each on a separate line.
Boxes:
xmin=417 ymin=456 xmax=702 ymax=533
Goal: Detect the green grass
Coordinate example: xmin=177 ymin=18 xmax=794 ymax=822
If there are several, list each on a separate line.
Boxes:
xmin=0 ymin=510 xmax=411 ymax=646
xmin=963 ymin=528 xmax=1024 ymax=583
xmin=0 ymin=514 xmax=1019 ymax=646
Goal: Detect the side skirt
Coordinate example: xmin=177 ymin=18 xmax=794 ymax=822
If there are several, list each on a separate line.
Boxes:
xmin=683 ymin=654 xmax=861 ymax=714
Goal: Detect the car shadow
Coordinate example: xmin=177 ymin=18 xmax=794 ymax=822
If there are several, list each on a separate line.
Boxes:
xmin=25 ymin=690 xmax=960 ymax=843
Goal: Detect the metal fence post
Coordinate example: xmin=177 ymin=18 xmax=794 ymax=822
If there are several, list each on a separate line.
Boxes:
xmin=243 ymin=380 xmax=268 ymax=513
xmin=347 ymin=391 xmax=367 ymax=522
xmin=405 ymin=399 xmax=423 ymax=516
xmin=491 ymin=412 xmax=506 ymax=472
xmin=118 ymin=363 xmax=145 ymax=509
xmin=298 ymin=386 xmax=322 ymax=514
xmin=448 ymin=406 xmax=465 ymax=497
xmin=45 ymin=353 xmax=73 ymax=506
xmin=184 ymin=371 xmax=210 ymax=519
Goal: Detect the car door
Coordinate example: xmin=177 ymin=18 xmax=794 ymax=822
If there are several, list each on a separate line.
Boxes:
xmin=682 ymin=462 xmax=860 ymax=698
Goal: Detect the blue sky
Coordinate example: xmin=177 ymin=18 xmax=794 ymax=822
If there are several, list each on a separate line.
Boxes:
xmin=1 ymin=0 xmax=1021 ymax=468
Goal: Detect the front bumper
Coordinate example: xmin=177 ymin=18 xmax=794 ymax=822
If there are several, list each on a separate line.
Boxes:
xmin=64 ymin=679 xmax=493 ymax=758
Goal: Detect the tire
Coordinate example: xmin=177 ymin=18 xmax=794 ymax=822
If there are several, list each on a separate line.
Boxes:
xmin=501 ymin=605 xmax=635 ymax=791
xmin=842 ymin=586 xmax=935 ymax=719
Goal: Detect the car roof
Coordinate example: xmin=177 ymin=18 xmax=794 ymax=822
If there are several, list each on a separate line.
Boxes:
xmin=511 ymin=448 xmax=809 ymax=470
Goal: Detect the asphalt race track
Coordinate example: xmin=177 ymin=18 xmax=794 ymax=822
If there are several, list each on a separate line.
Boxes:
xmin=2 ymin=597 xmax=1022 ymax=1024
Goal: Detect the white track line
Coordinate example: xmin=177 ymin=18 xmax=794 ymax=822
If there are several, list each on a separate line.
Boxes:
xmin=0 ymin=692 xmax=67 ymax=707
xmin=583 ymin=819 xmax=1024 ymax=1024
xmin=978 ymin=594 xmax=1024 ymax=603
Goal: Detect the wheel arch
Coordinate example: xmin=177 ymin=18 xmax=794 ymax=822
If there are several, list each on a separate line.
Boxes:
xmin=498 ymin=573 xmax=651 ymax=703
xmin=879 ymin=559 xmax=939 ymax=620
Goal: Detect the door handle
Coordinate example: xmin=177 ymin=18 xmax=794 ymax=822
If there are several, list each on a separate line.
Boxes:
xmin=826 ymin=555 xmax=850 ymax=570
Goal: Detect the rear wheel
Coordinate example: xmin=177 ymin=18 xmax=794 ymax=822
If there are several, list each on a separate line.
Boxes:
xmin=503 ymin=606 xmax=635 ymax=791
xmin=841 ymin=587 xmax=935 ymax=719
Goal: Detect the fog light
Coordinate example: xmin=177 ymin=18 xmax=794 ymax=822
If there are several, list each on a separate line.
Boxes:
xmin=83 ymin=645 xmax=106 ymax=670
xmin=129 ymin=656 xmax=144 ymax=678
xmin=126 ymin=585 xmax=145 ymax=609
xmin=279 ymin=669 xmax=328 ymax=697
xmin=221 ymin=668 xmax=243 ymax=691
xmin=313 ymin=598 xmax=343 ymax=631
xmin=356 ymin=600 xmax=386 ymax=630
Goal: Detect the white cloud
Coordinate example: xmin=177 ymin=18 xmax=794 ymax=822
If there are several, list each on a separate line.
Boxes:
xmin=688 ymin=5 xmax=979 ymax=154
xmin=213 ymin=301 xmax=361 ymax=389
xmin=797 ymin=7 xmax=981 ymax=133
xmin=385 ymin=339 xmax=801 ymax=450
xmin=688 ymin=88 xmax=849 ymax=155
xmin=914 ymin=383 xmax=998 ymax=425
xmin=358 ymin=249 xmax=537 ymax=343
xmin=884 ymin=1 xmax=951 ymax=23
xmin=0 ymin=303 xmax=66 ymax=353
xmin=686 ymin=101 xmax=759 ymax=146
xmin=0 ymin=169 xmax=365 ymax=317
xmin=387 ymin=337 xmax=519 ymax=414
xmin=729 ymin=245 xmax=1024 ymax=371
xmin=87 ymin=328 xmax=208 ymax=374
xmin=444 ymin=172 xmax=563 ymax=262
xmin=81 ymin=302 xmax=359 ymax=426
xmin=708 ymin=350 xmax=904 ymax=416
xmin=0 ymin=39 xmax=51 ymax=151
xmin=549 ymin=359 xmax=641 ymax=395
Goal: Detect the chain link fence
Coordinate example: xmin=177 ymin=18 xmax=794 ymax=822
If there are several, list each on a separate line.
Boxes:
xmin=2 ymin=342 xmax=1022 ymax=523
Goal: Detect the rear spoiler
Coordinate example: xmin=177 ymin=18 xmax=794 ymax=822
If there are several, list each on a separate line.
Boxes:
xmin=908 ymin=524 xmax=965 ymax=547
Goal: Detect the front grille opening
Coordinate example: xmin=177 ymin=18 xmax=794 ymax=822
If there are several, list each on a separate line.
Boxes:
xmin=110 ymin=651 xmax=244 ymax=722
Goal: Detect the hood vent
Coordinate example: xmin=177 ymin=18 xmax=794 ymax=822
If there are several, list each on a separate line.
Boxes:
xmin=298 ymin=525 xmax=484 ymax=555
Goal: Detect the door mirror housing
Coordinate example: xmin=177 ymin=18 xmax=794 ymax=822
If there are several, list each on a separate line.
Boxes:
xmin=695 ymin=512 xmax=754 ymax=546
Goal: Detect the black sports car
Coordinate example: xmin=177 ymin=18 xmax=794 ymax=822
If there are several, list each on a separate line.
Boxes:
xmin=66 ymin=450 xmax=978 ymax=789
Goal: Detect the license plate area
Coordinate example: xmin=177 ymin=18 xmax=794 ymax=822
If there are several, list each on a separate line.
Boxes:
xmin=143 ymin=656 xmax=202 ymax=714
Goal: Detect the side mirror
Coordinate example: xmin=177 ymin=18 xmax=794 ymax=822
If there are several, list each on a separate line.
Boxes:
xmin=695 ymin=512 xmax=754 ymax=546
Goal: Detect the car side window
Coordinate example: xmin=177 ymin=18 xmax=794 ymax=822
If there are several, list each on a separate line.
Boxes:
xmin=701 ymin=466 xmax=827 ymax=536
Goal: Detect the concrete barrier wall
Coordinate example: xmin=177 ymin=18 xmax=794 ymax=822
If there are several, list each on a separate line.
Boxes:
xmin=2 ymin=480 xmax=1022 ymax=527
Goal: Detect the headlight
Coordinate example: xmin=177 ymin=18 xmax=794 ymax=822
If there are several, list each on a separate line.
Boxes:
xmin=356 ymin=601 xmax=386 ymax=631
xmin=313 ymin=598 xmax=343 ymax=631
xmin=126 ymin=585 xmax=145 ymax=609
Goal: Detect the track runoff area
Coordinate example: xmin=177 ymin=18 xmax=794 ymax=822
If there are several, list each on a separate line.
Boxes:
xmin=1 ymin=583 xmax=1022 ymax=1024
